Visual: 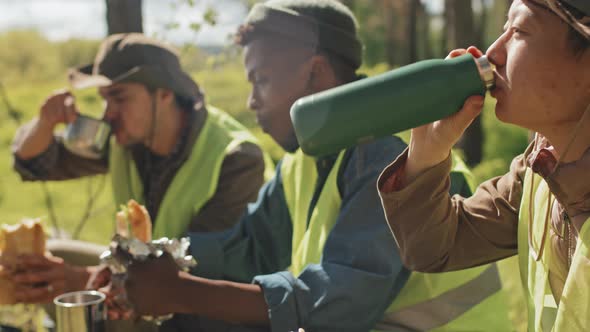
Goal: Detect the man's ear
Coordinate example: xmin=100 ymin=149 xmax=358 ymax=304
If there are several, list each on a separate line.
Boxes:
xmin=308 ymin=55 xmax=338 ymax=92
xmin=157 ymin=88 xmax=175 ymax=107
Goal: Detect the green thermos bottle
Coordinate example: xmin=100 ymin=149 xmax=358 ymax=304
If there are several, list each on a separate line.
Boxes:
xmin=290 ymin=54 xmax=495 ymax=157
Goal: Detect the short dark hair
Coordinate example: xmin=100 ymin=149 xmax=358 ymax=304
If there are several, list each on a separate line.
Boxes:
xmin=317 ymin=50 xmax=359 ymax=83
xmin=236 ymin=25 xmax=358 ymax=83
xmin=234 ymin=24 xmax=258 ymax=48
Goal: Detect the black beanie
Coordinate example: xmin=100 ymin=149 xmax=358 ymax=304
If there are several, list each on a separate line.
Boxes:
xmin=241 ymin=0 xmax=363 ymax=70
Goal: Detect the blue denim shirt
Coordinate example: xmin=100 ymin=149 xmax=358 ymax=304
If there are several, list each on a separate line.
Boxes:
xmin=188 ymin=136 xmax=410 ymax=332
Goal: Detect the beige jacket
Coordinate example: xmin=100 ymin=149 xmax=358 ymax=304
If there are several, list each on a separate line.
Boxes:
xmin=378 ymin=138 xmax=590 ymax=298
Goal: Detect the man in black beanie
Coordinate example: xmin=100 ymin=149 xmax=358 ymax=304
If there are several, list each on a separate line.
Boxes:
xmin=119 ymin=1 xmax=510 ymax=331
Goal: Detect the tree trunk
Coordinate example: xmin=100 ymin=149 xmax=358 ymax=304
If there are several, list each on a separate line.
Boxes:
xmin=407 ymin=0 xmax=419 ymax=63
xmin=445 ymin=0 xmax=483 ymax=166
xmin=475 ymin=0 xmax=487 ymax=48
xmin=383 ymin=0 xmax=398 ymax=66
xmin=419 ymin=1 xmax=433 ymax=59
xmin=106 ymin=0 xmax=143 ymax=35
xmin=445 ymin=0 xmax=475 ymax=50
xmin=441 ymin=0 xmax=452 ymax=55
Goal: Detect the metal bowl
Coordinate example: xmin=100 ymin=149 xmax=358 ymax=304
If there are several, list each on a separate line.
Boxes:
xmin=63 ymin=114 xmax=111 ymax=159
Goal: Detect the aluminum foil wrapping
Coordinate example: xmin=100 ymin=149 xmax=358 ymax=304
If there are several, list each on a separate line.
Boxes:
xmin=99 ymin=234 xmax=197 ymax=324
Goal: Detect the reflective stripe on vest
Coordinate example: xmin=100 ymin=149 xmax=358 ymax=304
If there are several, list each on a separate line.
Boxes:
xmin=111 ymin=106 xmax=274 ymax=239
xmin=518 ymin=169 xmax=590 ymax=332
xmin=280 ymin=148 xmax=510 ymax=331
xmin=377 ymin=265 xmax=505 ymax=331
xmin=378 ymin=152 xmax=510 ymax=332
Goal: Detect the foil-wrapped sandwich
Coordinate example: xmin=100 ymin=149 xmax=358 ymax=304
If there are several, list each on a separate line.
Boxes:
xmin=100 ymin=199 xmax=196 ymax=322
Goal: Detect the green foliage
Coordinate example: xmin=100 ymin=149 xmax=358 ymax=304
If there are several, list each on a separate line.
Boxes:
xmin=189 ymin=22 xmax=202 ymax=33
xmin=177 ymin=43 xmax=210 ymax=74
xmin=0 ymin=30 xmax=99 ymax=85
xmin=56 ymin=38 xmax=100 ymax=69
xmin=0 ymin=30 xmax=62 ymax=84
xmin=161 ymin=0 xmax=219 ymax=36
xmin=359 ymin=62 xmax=392 ymax=76
xmin=346 ymin=1 xmax=388 ymax=66
xmin=203 ymin=7 xmax=218 ymax=26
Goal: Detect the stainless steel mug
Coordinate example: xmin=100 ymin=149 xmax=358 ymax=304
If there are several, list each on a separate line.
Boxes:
xmin=63 ymin=114 xmax=111 ymax=159
xmin=54 ymin=290 xmax=106 ymax=332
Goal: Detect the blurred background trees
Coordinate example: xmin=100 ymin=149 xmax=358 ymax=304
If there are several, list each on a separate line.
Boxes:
xmin=0 ymin=0 xmax=529 ymax=236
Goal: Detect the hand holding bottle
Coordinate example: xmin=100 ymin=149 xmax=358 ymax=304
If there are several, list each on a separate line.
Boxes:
xmin=403 ymin=46 xmax=487 ymax=186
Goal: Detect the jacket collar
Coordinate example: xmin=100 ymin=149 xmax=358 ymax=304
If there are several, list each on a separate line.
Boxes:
xmin=527 ymin=134 xmax=590 ymax=225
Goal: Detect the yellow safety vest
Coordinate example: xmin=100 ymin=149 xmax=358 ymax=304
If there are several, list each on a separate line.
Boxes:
xmin=281 ymin=149 xmax=511 ymax=331
xmin=111 ymin=106 xmax=274 ymax=239
xmin=518 ymin=169 xmax=590 ymax=332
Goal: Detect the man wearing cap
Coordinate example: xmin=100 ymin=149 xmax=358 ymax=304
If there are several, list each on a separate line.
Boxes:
xmin=9 ymin=33 xmax=269 ymax=306
xmin=118 ymin=1 xmax=511 ymax=331
xmin=379 ymin=0 xmax=590 ymax=331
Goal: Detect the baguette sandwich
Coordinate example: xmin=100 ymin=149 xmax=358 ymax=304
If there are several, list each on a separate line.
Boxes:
xmin=0 ymin=219 xmax=46 ymax=305
xmin=116 ymin=199 xmax=152 ymax=243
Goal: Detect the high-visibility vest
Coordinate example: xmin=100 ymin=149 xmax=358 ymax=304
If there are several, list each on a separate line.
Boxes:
xmin=518 ymin=169 xmax=590 ymax=332
xmin=111 ymin=106 xmax=274 ymax=239
xmin=281 ymin=149 xmax=511 ymax=331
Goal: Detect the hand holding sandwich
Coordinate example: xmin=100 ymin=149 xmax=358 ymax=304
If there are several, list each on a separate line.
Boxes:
xmin=9 ymin=253 xmax=93 ymax=304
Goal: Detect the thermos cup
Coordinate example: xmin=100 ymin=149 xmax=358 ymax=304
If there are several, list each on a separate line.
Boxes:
xmin=54 ymin=290 xmax=106 ymax=332
xmin=290 ymin=54 xmax=495 ymax=157
xmin=63 ymin=114 xmax=111 ymax=159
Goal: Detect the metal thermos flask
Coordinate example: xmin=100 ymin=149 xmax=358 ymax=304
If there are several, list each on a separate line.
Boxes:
xmin=290 ymin=54 xmax=495 ymax=157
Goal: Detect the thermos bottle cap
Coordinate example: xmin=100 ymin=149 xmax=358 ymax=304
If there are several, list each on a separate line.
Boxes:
xmin=474 ymin=56 xmax=495 ymax=90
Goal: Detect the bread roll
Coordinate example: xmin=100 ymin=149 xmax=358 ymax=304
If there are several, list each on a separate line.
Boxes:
xmin=115 ymin=211 xmax=129 ymax=238
xmin=116 ymin=200 xmax=152 ymax=243
xmin=0 ymin=219 xmax=46 ymax=305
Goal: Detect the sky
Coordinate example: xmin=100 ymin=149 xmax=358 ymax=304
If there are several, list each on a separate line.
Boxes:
xmin=0 ymin=0 xmax=444 ymax=46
